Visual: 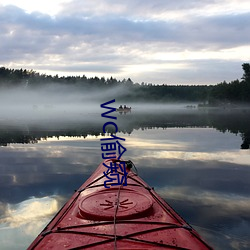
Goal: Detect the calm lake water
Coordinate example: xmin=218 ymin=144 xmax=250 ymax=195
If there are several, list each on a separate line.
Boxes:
xmin=0 ymin=104 xmax=250 ymax=249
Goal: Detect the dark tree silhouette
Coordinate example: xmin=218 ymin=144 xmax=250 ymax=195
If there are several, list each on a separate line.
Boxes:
xmin=0 ymin=63 xmax=250 ymax=104
xmin=242 ymin=63 xmax=250 ymax=82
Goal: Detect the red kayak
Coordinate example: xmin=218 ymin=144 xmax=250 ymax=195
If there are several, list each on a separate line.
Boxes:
xmin=28 ymin=159 xmax=213 ymax=249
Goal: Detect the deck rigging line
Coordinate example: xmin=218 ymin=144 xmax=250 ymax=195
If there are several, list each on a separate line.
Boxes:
xmin=35 ymin=160 xmax=212 ymax=250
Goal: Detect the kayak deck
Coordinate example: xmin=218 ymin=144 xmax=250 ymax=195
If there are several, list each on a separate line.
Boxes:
xmin=28 ymin=159 xmax=213 ymax=249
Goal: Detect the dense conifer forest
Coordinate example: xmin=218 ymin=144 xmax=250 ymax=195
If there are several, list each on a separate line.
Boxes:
xmin=0 ymin=63 xmax=249 ymax=104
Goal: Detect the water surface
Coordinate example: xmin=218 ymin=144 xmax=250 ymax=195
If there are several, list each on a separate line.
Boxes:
xmin=0 ymin=106 xmax=250 ymax=249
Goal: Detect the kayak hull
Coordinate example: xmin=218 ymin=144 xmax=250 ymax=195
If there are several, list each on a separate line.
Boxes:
xmin=28 ymin=159 xmax=213 ymax=249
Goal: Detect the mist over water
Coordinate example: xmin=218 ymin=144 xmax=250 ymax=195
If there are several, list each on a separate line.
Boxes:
xmin=0 ymin=85 xmax=98 ymax=121
xmin=1 ymin=84 xmax=250 ymax=148
xmin=0 ymin=84 xmax=198 ymax=124
xmin=0 ymin=84 xmax=250 ymax=249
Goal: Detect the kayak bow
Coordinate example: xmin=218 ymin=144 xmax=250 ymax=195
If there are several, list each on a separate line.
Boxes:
xmin=28 ymin=159 xmax=213 ymax=249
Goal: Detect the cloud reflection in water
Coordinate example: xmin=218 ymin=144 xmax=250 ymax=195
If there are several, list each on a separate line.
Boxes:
xmin=122 ymin=128 xmax=250 ymax=249
xmin=0 ymin=127 xmax=249 ymax=249
xmin=0 ymin=196 xmax=61 ymax=250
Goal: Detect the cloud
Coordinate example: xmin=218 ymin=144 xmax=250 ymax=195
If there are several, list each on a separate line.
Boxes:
xmin=4 ymin=5 xmax=247 ymax=49
xmin=58 ymin=0 xmax=245 ymax=19
xmin=0 ymin=1 xmax=250 ymax=84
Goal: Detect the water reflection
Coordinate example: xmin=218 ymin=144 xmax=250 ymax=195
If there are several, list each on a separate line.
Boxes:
xmin=0 ymin=107 xmax=250 ymax=149
xmin=0 ymin=109 xmax=250 ymax=249
xmin=0 ymin=196 xmax=62 ymax=250
xmin=124 ymin=128 xmax=250 ymax=249
xmin=0 ymin=196 xmax=59 ymax=228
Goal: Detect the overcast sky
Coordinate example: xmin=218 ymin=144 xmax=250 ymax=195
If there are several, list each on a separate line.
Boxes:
xmin=0 ymin=0 xmax=250 ymax=85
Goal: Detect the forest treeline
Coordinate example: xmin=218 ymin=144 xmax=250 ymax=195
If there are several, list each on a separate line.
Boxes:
xmin=0 ymin=63 xmax=250 ymax=104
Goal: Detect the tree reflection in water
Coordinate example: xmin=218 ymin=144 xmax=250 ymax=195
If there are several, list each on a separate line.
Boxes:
xmin=0 ymin=108 xmax=249 ymax=149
